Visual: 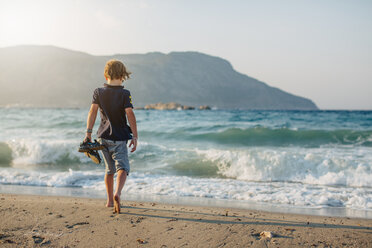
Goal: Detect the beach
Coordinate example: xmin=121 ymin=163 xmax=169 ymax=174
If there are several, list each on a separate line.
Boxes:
xmin=1 ymin=193 xmax=371 ymax=247
xmin=1 ymin=0 xmax=371 ymax=246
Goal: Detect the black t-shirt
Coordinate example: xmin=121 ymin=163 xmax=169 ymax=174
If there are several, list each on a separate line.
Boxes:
xmin=92 ymin=83 xmax=133 ymax=141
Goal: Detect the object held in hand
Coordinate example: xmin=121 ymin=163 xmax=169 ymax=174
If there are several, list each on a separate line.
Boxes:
xmin=78 ymin=139 xmax=105 ymax=164
xmin=78 ymin=139 xmax=105 ymax=152
xmin=83 ymin=150 xmax=101 ymax=164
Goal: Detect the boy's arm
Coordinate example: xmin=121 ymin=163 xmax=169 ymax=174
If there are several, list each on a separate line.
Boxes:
xmin=125 ymin=107 xmax=138 ymax=152
xmin=84 ymin=104 xmax=99 ymax=141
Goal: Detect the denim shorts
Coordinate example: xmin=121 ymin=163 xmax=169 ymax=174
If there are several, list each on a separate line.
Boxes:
xmin=99 ymin=138 xmax=130 ymax=175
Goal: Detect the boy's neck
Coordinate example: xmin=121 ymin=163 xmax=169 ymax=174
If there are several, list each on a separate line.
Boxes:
xmin=107 ymin=79 xmax=122 ymax=86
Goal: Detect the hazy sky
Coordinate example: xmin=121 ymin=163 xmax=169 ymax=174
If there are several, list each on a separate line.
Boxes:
xmin=1 ymin=0 xmax=371 ymax=109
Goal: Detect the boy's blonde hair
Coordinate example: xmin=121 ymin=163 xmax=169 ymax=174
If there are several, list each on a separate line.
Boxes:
xmin=104 ymin=59 xmax=131 ymax=81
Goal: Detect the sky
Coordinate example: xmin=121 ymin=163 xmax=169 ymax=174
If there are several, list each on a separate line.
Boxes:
xmin=0 ymin=0 xmax=371 ymax=109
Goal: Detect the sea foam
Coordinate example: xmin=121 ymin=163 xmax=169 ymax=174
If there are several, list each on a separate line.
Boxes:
xmin=0 ymin=168 xmax=371 ymax=210
xmin=195 ymin=147 xmax=372 ymax=188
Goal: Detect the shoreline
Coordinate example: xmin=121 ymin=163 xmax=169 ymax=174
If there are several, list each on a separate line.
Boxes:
xmin=1 ymin=193 xmax=371 ymax=247
xmin=1 ymin=184 xmax=372 ymax=220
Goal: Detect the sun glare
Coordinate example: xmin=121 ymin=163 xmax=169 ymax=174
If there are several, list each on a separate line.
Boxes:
xmin=0 ymin=2 xmax=55 ymax=46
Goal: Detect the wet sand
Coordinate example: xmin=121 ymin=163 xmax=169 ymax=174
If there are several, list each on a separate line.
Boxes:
xmin=0 ymin=193 xmax=371 ymax=247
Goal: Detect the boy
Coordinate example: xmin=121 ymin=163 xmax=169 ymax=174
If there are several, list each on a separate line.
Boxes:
xmin=84 ymin=59 xmax=138 ymax=213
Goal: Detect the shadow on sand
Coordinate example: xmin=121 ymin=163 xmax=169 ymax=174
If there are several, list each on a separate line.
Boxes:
xmin=115 ymin=205 xmax=372 ymax=231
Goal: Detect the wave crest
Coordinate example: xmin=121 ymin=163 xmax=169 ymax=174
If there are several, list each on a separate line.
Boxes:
xmin=196 ymin=147 xmax=372 ymax=188
xmin=2 ymin=140 xmax=87 ymax=166
xmin=191 ymin=127 xmax=372 ymax=147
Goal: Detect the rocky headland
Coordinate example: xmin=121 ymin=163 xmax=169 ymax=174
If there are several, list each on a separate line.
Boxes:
xmin=0 ymin=45 xmax=318 ymax=110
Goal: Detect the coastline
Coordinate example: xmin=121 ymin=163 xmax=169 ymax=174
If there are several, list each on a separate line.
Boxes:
xmin=1 ymin=193 xmax=371 ymax=247
xmin=1 ymin=184 xmax=372 ymax=220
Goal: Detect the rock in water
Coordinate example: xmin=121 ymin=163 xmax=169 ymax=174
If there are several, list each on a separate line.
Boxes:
xmin=182 ymin=105 xmax=195 ymax=110
xmin=145 ymin=102 xmax=183 ymax=110
xmin=199 ymin=105 xmax=211 ymax=110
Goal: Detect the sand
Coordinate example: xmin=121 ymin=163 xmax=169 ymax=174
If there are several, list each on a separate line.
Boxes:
xmin=0 ymin=193 xmax=371 ymax=247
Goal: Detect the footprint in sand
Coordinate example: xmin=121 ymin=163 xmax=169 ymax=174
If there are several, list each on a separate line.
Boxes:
xmin=32 ymin=235 xmax=44 ymax=244
xmin=65 ymin=222 xmax=89 ymax=229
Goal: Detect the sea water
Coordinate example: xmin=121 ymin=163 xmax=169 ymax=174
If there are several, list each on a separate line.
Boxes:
xmin=0 ymin=108 xmax=371 ymax=218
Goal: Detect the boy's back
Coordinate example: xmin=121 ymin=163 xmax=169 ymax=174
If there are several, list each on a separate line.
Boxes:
xmin=93 ymin=84 xmax=133 ymax=141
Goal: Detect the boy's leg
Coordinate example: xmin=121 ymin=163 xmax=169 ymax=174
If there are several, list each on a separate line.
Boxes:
xmin=112 ymin=141 xmax=130 ymax=212
xmin=100 ymin=138 xmax=116 ymax=207
xmin=112 ymin=140 xmax=130 ymax=199
xmin=114 ymin=169 xmax=127 ymax=202
xmin=105 ymin=174 xmax=114 ymax=207
xmin=113 ymin=169 xmax=127 ymax=213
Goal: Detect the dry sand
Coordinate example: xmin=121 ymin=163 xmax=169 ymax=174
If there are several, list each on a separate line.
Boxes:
xmin=0 ymin=193 xmax=371 ymax=247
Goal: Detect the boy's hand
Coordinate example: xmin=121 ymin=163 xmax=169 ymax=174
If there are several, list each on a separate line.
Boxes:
xmin=84 ymin=133 xmax=92 ymax=142
xmin=129 ymin=137 xmax=137 ymax=152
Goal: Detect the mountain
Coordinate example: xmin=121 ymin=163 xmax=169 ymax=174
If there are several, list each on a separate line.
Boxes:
xmin=0 ymin=45 xmax=318 ymax=109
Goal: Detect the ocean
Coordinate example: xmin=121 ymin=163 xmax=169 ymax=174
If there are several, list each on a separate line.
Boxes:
xmin=0 ymin=108 xmax=371 ymax=218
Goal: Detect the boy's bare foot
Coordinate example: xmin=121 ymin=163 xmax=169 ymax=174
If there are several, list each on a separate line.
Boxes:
xmin=106 ymin=202 xmax=113 ymax=207
xmin=113 ymin=194 xmax=120 ymax=214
